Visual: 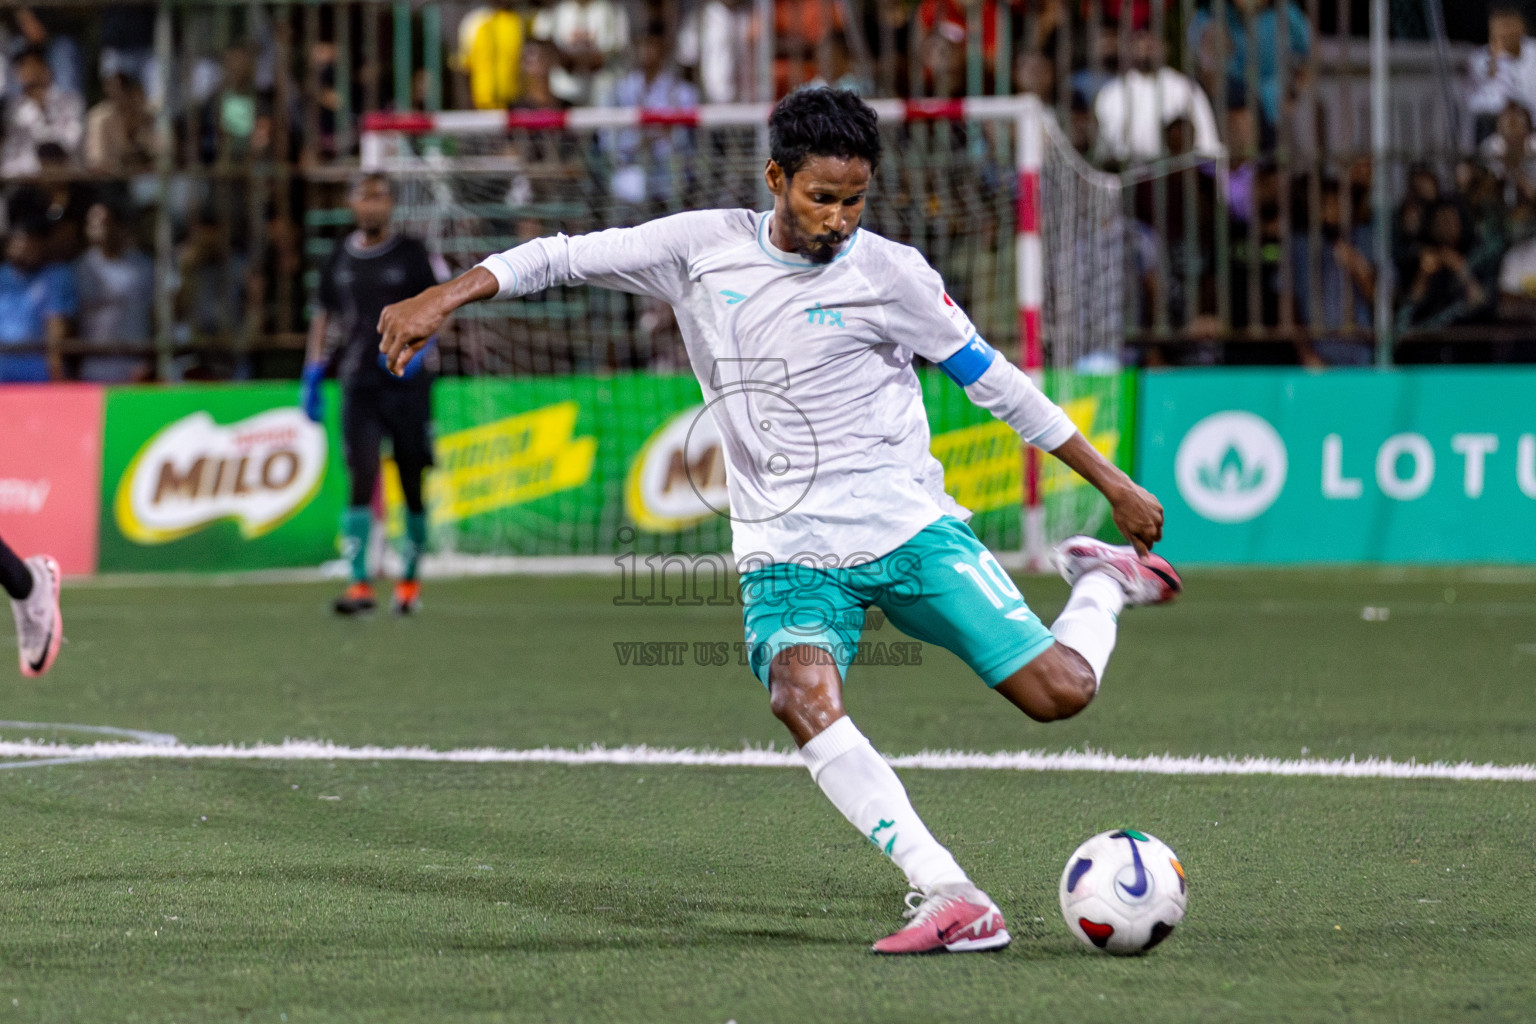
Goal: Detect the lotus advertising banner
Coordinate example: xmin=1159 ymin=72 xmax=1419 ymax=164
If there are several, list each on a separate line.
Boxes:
xmin=1138 ymin=368 xmax=1536 ymax=564
xmin=98 ymin=384 xmax=348 ymax=572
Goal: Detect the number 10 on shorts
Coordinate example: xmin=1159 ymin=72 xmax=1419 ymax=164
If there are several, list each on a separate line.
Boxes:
xmin=952 ymin=552 xmax=1023 ymax=609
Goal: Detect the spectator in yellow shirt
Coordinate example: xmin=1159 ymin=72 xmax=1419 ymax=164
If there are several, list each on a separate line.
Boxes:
xmin=459 ymin=2 xmax=527 ymax=109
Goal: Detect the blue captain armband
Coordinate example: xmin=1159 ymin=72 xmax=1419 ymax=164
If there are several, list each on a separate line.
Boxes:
xmin=938 ymin=335 xmax=998 ymax=386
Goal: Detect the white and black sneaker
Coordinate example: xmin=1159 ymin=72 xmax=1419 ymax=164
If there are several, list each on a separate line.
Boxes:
xmin=11 ymin=555 xmax=62 ymax=677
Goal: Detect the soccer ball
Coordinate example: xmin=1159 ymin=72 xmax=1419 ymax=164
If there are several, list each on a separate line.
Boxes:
xmin=1059 ymin=829 xmax=1187 ymax=955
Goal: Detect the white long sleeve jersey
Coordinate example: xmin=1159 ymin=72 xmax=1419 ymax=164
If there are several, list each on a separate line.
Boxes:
xmin=477 ymin=209 xmax=1076 ymax=568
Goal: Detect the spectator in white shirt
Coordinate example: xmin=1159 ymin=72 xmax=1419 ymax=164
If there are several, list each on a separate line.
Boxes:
xmin=75 ymin=202 xmax=155 ymax=383
xmin=676 ymin=0 xmax=758 ymax=103
xmin=1 ymin=46 xmax=84 ymax=175
xmin=605 ymin=25 xmax=699 ymax=206
xmin=531 ymin=0 xmax=630 ymax=106
xmin=1479 ymin=99 xmax=1536 ymax=205
xmin=1093 ymin=30 xmax=1223 ymax=165
xmin=1466 ymin=3 xmax=1536 ymax=143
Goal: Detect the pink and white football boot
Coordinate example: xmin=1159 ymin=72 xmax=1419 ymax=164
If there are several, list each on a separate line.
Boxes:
xmin=11 ymin=555 xmax=62 ymax=677
xmin=871 ymin=885 xmax=1012 ymax=955
xmin=1054 ymin=536 xmax=1182 ymax=606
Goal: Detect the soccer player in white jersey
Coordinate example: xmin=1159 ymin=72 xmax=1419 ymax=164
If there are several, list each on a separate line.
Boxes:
xmin=377 ymin=88 xmax=1181 ymax=955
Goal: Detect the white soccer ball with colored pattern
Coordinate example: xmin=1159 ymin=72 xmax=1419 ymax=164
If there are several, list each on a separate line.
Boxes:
xmin=1059 ymin=829 xmax=1187 ymax=955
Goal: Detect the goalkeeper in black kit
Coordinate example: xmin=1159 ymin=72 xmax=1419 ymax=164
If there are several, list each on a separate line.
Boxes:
xmin=303 ymin=172 xmax=441 ymax=615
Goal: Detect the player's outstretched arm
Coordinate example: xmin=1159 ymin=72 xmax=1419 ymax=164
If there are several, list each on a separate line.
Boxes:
xmin=1048 ymin=433 xmax=1164 ymax=556
xmin=379 ymin=213 xmax=715 ymax=376
xmin=377 ymin=267 xmax=498 ymax=377
xmin=936 ymin=335 xmax=1163 ymax=554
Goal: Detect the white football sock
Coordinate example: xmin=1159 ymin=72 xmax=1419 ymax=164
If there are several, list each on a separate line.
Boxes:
xmin=1049 ymin=570 xmax=1125 ymax=688
xmin=799 ymin=716 xmax=970 ymax=892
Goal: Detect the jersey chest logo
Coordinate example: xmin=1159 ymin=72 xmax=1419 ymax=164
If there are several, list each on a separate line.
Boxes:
xmin=804 ymin=302 xmax=846 ymax=329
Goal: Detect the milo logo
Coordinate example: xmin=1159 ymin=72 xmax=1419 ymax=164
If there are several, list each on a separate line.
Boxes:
xmin=114 ymin=408 xmax=328 ymax=544
xmin=624 ymin=404 xmax=730 ymax=532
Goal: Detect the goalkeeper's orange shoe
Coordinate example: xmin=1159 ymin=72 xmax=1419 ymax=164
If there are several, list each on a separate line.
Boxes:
xmin=333 ymin=581 xmax=376 ymax=616
xmin=392 ymin=580 xmax=421 ymax=616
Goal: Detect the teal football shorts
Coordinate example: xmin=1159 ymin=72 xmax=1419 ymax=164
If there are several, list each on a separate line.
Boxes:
xmin=739 ymin=515 xmax=1055 ymax=688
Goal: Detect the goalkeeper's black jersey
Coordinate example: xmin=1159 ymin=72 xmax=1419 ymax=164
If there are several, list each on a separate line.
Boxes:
xmin=317 ymin=232 xmax=439 ymax=387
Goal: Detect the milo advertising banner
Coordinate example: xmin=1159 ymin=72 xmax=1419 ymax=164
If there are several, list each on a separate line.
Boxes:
xmin=1138 ymin=368 xmax=1536 ymax=564
xmin=99 ymin=384 xmax=347 ymax=572
xmin=95 ymin=371 xmax=1136 ymax=571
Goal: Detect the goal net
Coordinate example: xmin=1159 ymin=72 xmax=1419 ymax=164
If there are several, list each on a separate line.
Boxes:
xmin=1028 ymin=109 xmax=1128 ymax=567
xmin=357 ymin=98 xmax=1127 ymax=566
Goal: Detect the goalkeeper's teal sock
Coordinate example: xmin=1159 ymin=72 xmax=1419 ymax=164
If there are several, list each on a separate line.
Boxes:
xmin=401 ymin=512 xmax=428 ymax=582
xmin=342 ymin=506 xmax=372 ymax=583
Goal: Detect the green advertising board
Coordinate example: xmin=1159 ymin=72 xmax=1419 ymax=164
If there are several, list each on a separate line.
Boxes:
xmin=417 ymin=375 xmax=730 ymax=556
xmin=96 ymin=370 xmax=1137 ymax=571
xmin=1138 ymin=368 xmax=1536 ymax=564
xmin=99 ymin=383 xmax=349 ymax=572
xmin=413 ymin=370 xmax=1134 ymax=558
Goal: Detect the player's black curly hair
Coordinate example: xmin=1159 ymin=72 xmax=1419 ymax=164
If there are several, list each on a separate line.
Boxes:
xmin=768 ymin=88 xmax=882 ymax=179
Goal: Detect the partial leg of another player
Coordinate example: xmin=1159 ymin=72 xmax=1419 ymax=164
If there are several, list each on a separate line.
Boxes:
xmin=993 ymin=536 xmax=1181 ymax=721
xmin=2 ymin=533 xmax=62 ymax=677
xmin=383 ymin=385 xmax=433 ymax=616
xmin=336 ymin=388 xmax=382 ymax=615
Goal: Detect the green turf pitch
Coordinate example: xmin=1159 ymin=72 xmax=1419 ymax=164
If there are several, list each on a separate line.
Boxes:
xmin=0 ymin=568 xmax=1532 ymax=1022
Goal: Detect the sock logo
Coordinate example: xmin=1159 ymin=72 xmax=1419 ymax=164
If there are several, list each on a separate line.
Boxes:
xmin=869 ymin=819 xmax=898 ymax=855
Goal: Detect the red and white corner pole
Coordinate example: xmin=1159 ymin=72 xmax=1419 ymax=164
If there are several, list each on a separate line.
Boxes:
xmin=1017 ymin=96 xmax=1047 ymax=571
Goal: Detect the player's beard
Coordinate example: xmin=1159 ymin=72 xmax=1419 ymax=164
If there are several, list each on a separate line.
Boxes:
xmin=800 ymin=231 xmax=847 ymax=265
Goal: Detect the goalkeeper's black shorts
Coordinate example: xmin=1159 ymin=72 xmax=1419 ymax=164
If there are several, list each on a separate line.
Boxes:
xmin=341 ymin=377 xmax=434 ymax=480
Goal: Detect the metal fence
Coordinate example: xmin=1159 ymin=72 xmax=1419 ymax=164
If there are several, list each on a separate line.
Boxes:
xmin=0 ymin=0 xmax=1523 ymax=383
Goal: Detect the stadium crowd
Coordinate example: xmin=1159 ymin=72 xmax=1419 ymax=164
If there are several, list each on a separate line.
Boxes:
xmin=0 ymin=0 xmax=1531 ymax=383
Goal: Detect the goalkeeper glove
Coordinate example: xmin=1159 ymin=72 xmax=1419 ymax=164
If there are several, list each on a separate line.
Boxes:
xmin=301 ymin=362 xmax=325 ymax=423
xmin=379 ymin=337 xmax=433 ymax=379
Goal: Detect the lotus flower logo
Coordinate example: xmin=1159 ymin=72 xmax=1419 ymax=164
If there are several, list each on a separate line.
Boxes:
xmin=1175 ymin=412 xmax=1287 ymax=522
xmin=1197 ymin=444 xmax=1266 ymax=495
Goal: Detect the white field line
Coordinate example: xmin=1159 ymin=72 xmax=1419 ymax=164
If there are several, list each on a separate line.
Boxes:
xmin=0 ymin=722 xmax=178 ymax=771
xmin=0 ymin=721 xmax=178 ymax=745
xmin=0 ymin=739 xmax=1531 ymax=781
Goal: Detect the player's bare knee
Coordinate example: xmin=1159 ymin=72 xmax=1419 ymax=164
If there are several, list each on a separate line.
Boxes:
xmin=767 ymin=650 xmax=840 ymax=722
xmin=1016 ymin=672 xmax=1093 ymax=723
xmin=1035 ymin=646 xmax=1096 ymax=720
xmin=998 ymin=648 xmax=1096 ymax=722
xmin=1046 ymin=663 xmax=1096 ymax=720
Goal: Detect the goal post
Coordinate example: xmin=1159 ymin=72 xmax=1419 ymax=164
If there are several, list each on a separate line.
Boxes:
xmin=356 ymin=97 xmax=1126 ymax=566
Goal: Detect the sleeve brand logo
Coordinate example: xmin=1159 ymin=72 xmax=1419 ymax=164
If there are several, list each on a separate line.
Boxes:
xmin=114 ymin=409 xmax=328 ymax=544
xmin=1175 ymin=411 xmax=1289 ymax=523
xmin=941 ymin=292 xmax=976 ymax=335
